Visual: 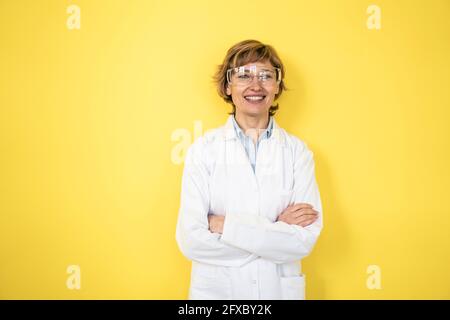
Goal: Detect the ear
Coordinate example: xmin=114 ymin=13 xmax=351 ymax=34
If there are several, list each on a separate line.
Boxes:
xmin=274 ymin=84 xmax=280 ymax=95
xmin=226 ymin=85 xmax=231 ymax=96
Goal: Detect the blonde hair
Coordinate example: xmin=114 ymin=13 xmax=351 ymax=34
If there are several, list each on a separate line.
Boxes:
xmin=213 ymin=39 xmax=287 ymax=116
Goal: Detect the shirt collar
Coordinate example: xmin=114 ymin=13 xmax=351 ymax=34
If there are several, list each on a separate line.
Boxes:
xmin=231 ymin=114 xmax=274 ymax=141
xmin=224 ymin=114 xmax=286 ymax=147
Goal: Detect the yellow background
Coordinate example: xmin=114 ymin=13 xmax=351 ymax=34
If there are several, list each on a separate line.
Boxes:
xmin=1 ymin=0 xmax=449 ymax=299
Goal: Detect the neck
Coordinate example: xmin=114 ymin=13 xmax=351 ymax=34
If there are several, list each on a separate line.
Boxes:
xmin=234 ymin=112 xmax=270 ymax=142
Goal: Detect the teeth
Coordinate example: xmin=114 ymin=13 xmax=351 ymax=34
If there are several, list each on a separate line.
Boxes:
xmin=245 ymin=96 xmax=264 ymax=101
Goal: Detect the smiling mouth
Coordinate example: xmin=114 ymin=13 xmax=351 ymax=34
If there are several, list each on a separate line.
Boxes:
xmin=244 ymin=95 xmax=266 ymax=102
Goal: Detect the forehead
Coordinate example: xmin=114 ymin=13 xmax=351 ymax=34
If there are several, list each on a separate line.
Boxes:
xmin=240 ymin=60 xmax=274 ymax=69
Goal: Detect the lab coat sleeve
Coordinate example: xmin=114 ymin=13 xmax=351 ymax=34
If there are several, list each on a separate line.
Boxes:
xmin=220 ymin=138 xmax=324 ymax=264
xmin=175 ymin=137 xmax=257 ymax=267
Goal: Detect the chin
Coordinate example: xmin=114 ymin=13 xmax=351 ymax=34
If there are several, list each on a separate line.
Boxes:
xmin=247 ymin=104 xmax=270 ymax=113
xmin=242 ymin=110 xmax=269 ymax=117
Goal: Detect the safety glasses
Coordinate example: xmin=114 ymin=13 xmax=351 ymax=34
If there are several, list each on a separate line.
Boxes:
xmin=226 ymin=65 xmax=281 ymax=86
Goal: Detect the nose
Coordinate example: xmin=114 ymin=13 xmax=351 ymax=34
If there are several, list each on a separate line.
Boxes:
xmin=248 ymin=75 xmax=263 ymax=89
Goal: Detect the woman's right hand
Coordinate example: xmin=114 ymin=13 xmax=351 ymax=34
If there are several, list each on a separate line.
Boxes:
xmin=276 ymin=203 xmax=319 ymax=227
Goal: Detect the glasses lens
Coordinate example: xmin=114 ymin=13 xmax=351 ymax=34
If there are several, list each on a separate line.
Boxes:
xmin=229 ymin=66 xmax=279 ymax=86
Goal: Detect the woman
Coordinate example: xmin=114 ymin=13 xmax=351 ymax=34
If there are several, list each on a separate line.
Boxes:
xmin=175 ymin=39 xmax=323 ymax=300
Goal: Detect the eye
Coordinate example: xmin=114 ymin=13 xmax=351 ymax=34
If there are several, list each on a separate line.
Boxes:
xmin=237 ymin=74 xmax=251 ymax=79
xmin=259 ymin=73 xmax=273 ymax=81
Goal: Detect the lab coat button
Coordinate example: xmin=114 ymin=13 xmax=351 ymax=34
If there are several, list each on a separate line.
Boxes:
xmin=252 ymin=280 xmax=257 ymax=285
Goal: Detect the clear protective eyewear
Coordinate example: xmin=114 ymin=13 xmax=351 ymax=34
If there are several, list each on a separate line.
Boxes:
xmin=226 ymin=65 xmax=281 ymax=86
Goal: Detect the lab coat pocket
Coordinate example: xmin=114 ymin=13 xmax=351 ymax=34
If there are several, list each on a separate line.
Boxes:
xmin=189 ymin=274 xmax=232 ymax=300
xmin=280 ymin=274 xmax=306 ymax=300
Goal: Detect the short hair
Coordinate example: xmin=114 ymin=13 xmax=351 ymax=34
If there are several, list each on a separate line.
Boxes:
xmin=213 ymin=39 xmax=287 ymax=116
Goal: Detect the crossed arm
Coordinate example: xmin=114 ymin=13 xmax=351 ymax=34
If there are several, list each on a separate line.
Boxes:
xmin=175 ymin=137 xmax=323 ymax=266
xmin=208 ymin=203 xmax=319 ymax=233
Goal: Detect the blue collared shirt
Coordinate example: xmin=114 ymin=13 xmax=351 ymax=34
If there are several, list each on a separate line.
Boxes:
xmin=231 ymin=115 xmax=274 ymax=173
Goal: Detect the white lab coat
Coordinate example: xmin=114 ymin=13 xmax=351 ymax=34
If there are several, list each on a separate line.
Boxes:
xmin=176 ymin=115 xmax=323 ymax=300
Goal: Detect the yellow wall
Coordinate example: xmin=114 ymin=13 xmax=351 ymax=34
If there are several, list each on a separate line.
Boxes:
xmin=1 ymin=0 xmax=449 ymax=299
